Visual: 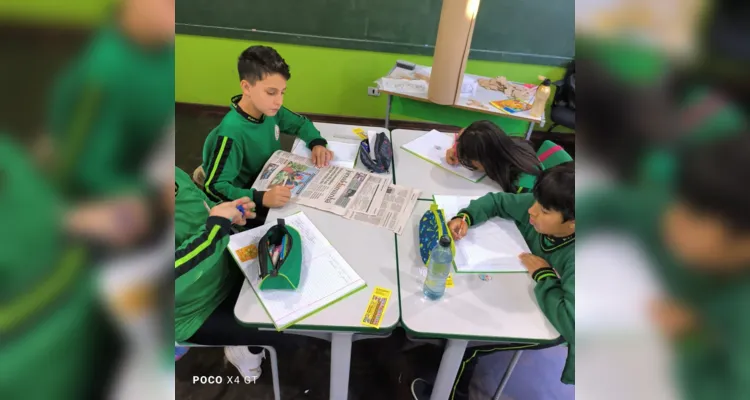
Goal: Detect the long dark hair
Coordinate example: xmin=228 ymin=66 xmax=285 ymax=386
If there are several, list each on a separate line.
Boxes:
xmin=456 ymin=120 xmax=541 ymax=191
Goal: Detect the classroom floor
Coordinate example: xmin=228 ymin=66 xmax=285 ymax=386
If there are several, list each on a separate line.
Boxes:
xmin=175 ymin=109 xmax=574 ymax=400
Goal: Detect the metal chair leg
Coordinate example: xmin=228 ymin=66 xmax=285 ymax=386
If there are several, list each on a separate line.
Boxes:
xmin=492 ymin=350 xmax=523 ymax=400
xmin=262 ymin=346 xmax=281 ymax=400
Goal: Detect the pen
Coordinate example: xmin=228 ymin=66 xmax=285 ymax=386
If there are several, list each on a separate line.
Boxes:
xmin=279 ymin=236 xmax=287 ymax=261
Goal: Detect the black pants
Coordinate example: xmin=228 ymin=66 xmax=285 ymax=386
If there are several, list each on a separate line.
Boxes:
xmin=187 ymin=278 xmax=309 ymax=349
xmin=450 ymin=340 xmax=564 ymax=399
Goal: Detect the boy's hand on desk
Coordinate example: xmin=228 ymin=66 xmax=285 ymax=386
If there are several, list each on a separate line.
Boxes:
xmin=448 ymin=218 xmax=468 ymax=240
xmin=650 ymin=298 xmax=698 ymax=340
xmin=519 ymin=253 xmax=550 ymax=274
xmin=311 ymin=145 xmax=333 ymax=168
xmin=263 ymin=185 xmax=292 ymax=208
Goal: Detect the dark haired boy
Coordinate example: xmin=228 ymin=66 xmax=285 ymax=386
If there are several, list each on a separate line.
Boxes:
xmin=578 ymin=133 xmax=750 ymax=400
xmin=412 ymin=163 xmax=575 ymax=400
xmin=202 ymin=46 xmax=332 ymax=211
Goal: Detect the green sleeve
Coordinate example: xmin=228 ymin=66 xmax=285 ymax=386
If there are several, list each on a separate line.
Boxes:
xmin=174 ymin=216 xmax=232 ymax=296
xmin=531 ymin=257 xmax=575 ymax=346
xmin=203 ymin=135 xmax=265 ymax=206
xmin=52 ymin=82 xmax=146 ymax=197
xmin=458 ymin=192 xmax=535 ymax=226
xmin=276 ymin=106 xmax=327 ymax=149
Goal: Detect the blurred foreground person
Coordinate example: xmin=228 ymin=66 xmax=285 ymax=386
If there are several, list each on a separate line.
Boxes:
xmin=579 ymin=133 xmax=750 ymax=399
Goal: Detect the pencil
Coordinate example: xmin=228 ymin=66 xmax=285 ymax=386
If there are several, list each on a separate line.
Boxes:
xmin=461 ymin=215 xmax=468 ymax=237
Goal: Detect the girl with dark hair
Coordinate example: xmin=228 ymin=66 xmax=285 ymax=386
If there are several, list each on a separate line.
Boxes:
xmin=446 ymin=120 xmax=542 ymax=192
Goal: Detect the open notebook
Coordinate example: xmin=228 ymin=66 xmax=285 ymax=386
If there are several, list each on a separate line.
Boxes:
xmin=291 ymin=138 xmax=361 ymax=169
xmin=401 ymin=130 xmax=486 ymax=183
xmin=434 ymin=195 xmax=529 ymax=273
xmin=227 ymin=212 xmax=367 ymax=330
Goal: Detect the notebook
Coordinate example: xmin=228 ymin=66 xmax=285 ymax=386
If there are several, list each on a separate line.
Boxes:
xmin=291 ymin=138 xmax=361 ymax=169
xmin=433 ymin=195 xmax=529 ymax=273
xmin=227 ymin=212 xmax=367 ymax=330
xmin=400 ymin=130 xmax=486 ymax=183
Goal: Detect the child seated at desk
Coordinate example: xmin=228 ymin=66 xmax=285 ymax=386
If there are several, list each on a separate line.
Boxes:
xmin=174 ymin=167 xmax=319 ymax=382
xmin=411 ymin=163 xmax=575 ymax=400
xmin=446 ymin=120 xmax=544 ymax=193
xmin=201 ymin=45 xmax=333 ymax=211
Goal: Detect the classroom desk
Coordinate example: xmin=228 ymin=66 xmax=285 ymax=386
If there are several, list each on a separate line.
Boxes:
xmin=379 ymin=65 xmax=545 ymax=140
xmin=397 ymin=200 xmax=560 ymax=400
xmin=390 ymin=129 xmax=502 ymax=199
xmin=233 ymin=202 xmax=400 ymax=400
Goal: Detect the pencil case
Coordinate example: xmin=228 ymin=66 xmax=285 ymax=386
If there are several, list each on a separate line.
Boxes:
xmin=257 ymin=218 xmax=302 ymax=290
xmin=359 ymin=131 xmax=392 ymax=174
xmin=418 ymin=203 xmax=456 ymax=265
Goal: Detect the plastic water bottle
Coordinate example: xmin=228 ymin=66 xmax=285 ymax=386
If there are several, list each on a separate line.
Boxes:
xmin=423 ymin=236 xmax=453 ymax=300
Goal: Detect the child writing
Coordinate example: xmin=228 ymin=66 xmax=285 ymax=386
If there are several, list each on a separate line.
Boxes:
xmin=445 ymin=120 xmax=542 ymax=193
xmin=202 ymin=46 xmax=333 ymax=211
xmin=411 ymin=163 xmax=575 ymax=400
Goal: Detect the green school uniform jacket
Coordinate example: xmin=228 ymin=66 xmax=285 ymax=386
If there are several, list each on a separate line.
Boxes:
xmin=0 ymin=136 xmax=96 ymax=400
xmin=201 ymin=96 xmax=327 ymax=205
xmin=174 ymin=167 xmax=241 ymax=343
xmin=579 ymin=188 xmax=750 ymax=400
xmin=457 ymin=192 xmax=575 ymax=385
xmin=48 ymin=23 xmax=174 ymax=198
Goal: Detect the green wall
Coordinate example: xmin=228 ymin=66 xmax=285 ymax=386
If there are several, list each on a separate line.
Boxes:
xmin=175 ymin=34 xmax=566 ymax=133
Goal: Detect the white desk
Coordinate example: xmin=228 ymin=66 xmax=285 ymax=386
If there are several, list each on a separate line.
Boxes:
xmin=234 ymin=202 xmax=399 ymax=400
xmin=390 ymin=129 xmax=502 ymax=199
xmin=397 ymin=200 xmax=560 ymax=400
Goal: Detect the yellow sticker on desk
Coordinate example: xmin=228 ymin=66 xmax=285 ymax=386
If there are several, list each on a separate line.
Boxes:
xmin=352 ymin=128 xmax=368 ymax=140
xmin=446 ymin=274 xmax=454 ymax=288
xmin=361 ymin=286 xmax=392 ymax=328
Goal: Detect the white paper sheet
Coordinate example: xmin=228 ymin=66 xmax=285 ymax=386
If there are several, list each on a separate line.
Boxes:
xmin=291 ymin=138 xmax=360 ymax=170
xmin=227 ymin=212 xmax=367 ymax=329
xmin=434 ymin=195 xmax=529 ymax=273
xmin=400 ymin=130 xmax=486 ymax=183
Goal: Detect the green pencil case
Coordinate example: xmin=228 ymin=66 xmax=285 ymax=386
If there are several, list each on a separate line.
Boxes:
xmin=257 ymin=218 xmax=302 ymax=291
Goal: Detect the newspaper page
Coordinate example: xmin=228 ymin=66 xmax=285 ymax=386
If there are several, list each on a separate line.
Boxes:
xmin=345 ymin=184 xmax=421 ymax=235
xmin=252 ymin=150 xmax=389 ymax=216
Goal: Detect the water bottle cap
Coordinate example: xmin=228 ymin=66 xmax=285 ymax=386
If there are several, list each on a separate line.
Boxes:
xmin=439 ymin=236 xmax=451 ymax=247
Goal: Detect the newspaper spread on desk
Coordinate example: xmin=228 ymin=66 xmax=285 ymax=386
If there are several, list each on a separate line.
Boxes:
xmin=252 ymin=150 xmax=389 ymax=216
xmin=344 ymin=184 xmax=421 ymax=235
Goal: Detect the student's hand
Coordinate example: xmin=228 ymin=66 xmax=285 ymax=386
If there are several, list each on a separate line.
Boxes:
xmin=448 ymin=218 xmax=469 ymax=240
xmin=446 ymin=147 xmax=458 ymax=165
xmin=210 ymin=198 xmax=256 ymax=225
xmin=518 ymin=253 xmax=550 ymax=274
xmin=311 ymin=145 xmax=333 ymax=168
xmin=263 ymin=185 xmax=292 ymax=208
xmin=650 ymin=298 xmax=698 ymax=340
xmin=65 ymin=197 xmax=149 ymax=248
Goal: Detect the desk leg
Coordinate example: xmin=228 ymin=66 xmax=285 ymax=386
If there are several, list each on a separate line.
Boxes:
xmin=525 ymin=122 xmax=535 ymax=141
xmin=430 ymin=339 xmax=469 ymax=400
xmin=385 ymin=94 xmax=392 ymax=130
xmin=492 ymin=350 xmax=523 ymax=400
xmin=330 ymin=332 xmax=354 ymax=400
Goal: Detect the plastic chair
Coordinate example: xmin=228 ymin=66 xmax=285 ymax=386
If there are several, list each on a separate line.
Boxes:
xmin=176 ymin=342 xmax=281 ymax=400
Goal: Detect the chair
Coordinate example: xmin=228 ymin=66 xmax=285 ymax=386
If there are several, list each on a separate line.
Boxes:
xmin=547 ymin=60 xmax=575 ymax=132
xmin=176 ymin=342 xmax=281 ymax=400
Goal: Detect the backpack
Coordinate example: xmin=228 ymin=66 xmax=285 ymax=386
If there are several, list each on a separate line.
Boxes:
xmin=554 ymin=60 xmax=575 ymax=111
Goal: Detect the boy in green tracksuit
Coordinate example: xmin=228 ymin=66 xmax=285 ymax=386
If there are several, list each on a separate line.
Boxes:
xmin=411 ymin=163 xmax=575 ymax=400
xmin=47 ymin=0 xmax=174 ymax=200
xmin=579 ymin=134 xmax=750 ymax=400
xmin=202 ymin=46 xmax=333 ymax=211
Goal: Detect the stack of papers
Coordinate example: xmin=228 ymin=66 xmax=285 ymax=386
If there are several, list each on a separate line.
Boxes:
xmin=434 ymin=195 xmax=529 ymax=273
xmin=228 ymin=212 xmax=367 ymax=330
xmin=401 ymin=130 xmax=486 ymax=183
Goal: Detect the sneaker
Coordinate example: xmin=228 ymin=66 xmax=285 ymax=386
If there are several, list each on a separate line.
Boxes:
xmin=224 ymin=346 xmax=265 ymax=383
xmin=411 ymin=378 xmax=433 ymax=400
